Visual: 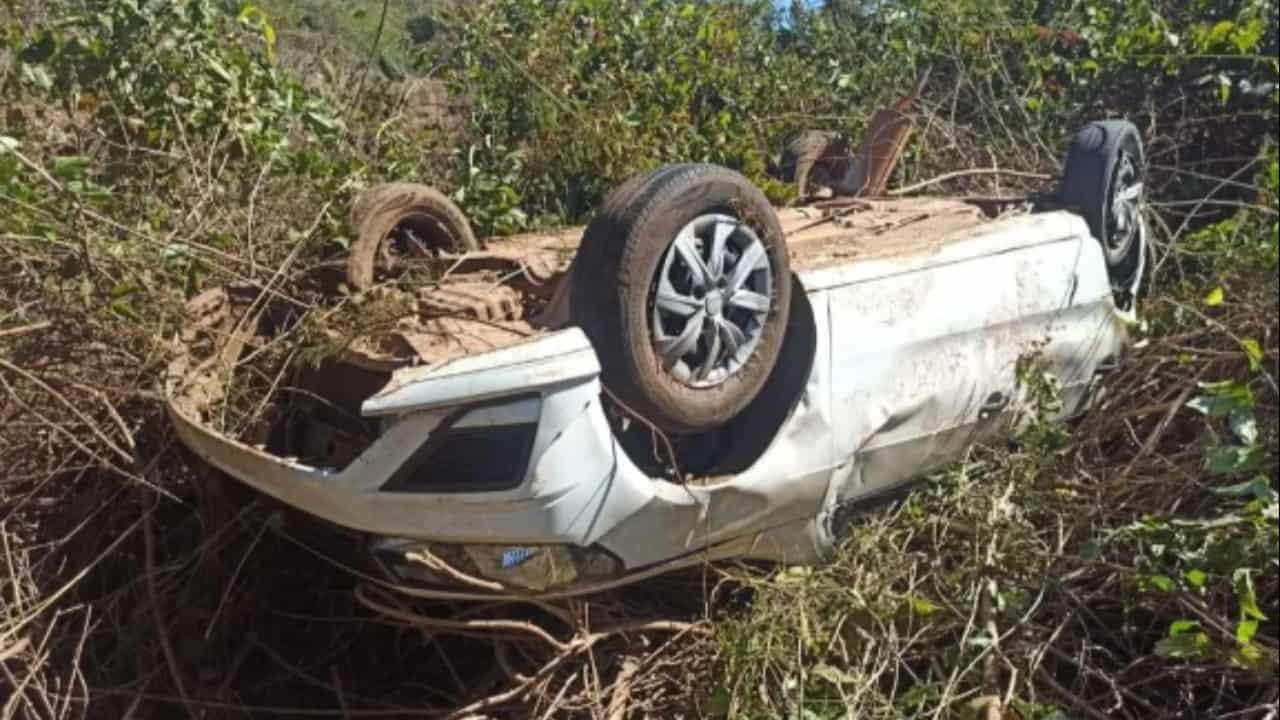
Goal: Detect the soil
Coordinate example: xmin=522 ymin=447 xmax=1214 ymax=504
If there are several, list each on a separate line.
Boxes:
xmin=778 ymin=197 xmax=989 ymax=271
xmin=490 ymin=196 xmax=991 ymax=276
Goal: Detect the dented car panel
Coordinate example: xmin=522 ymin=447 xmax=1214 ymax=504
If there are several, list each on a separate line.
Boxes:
xmin=820 ymin=211 xmax=1123 ymax=506
xmin=165 ymin=205 xmax=1135 ymax=599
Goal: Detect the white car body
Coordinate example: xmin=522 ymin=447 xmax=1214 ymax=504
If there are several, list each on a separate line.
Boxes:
xmin=166 ymin=201 xmax=1138 ymax=599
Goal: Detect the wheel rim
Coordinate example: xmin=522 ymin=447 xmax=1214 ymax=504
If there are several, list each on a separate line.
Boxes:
xmin=1107 ymin=151 xmax=1143 ymax=257
xmin=650 ymin=213 xmax=773 ymax=388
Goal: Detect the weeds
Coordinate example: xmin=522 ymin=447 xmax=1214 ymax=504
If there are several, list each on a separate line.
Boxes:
xmin=1 ymin=0 xmax=1277 ymax=718
xmin=714 ymin=270 xmax=1278 ymax=719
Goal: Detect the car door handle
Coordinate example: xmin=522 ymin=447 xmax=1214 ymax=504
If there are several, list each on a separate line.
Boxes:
xmin=979 ymin=391 xmax=1009 ymax=420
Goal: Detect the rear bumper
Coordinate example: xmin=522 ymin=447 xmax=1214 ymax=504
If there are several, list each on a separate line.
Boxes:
xmin=167 ymin=330 xmax=628 ymax=545
xmin=166 ymin=327 xmax=830 ymax=598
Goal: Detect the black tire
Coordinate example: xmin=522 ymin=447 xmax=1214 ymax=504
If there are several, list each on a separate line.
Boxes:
xmin=779 ymin=130 xmax=849 ymax=199
xmin=572 ymin=164 xmax=792 ymax=434
xmin=1058 ymin=120 xmax=1145 ymax=290
xmin=347 ymin=183 xmax=479 ymax=291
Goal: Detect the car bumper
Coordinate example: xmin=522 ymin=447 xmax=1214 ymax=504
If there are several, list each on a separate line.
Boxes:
xmin=166 ymin=328 xmax=832 ymax=599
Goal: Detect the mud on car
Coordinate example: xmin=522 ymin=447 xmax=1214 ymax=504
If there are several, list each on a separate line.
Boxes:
xmin=166 ymin=120 xmax=1148 ymax=599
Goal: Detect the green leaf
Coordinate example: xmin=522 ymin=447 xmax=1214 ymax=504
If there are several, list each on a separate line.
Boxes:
xmin=910 ymin=595 xmax=941 ymax=617
xmin=1208 ymin=20 xmax=1236 ymax=45
xmin=1211 ymin=476 xmax=1277 ymax=503
xmin=1170 ymin=619 xmax=1200 ymax=636
xmin=206 ymin=57 xmax=234 ymax=84
xmin=51 ymin=156 xmax=93 ymax=181
xmin=109 ymin=283 xmax=139 ymax=300
xmin=1229 ymin=408 xmax=1259 ymax=445
xmin=1233 ymin=19 xmax=1264 ymax=52
xmin=1230 ymin=643 xmax=1264 ymax=669
xmin=899 ymin=684 xmax=929 ymax=708
xmin=1239 ymin=338 xmax=1264 ymax=371
xmin=1187 ymin=379 xmax=1254 ymax=417
xmin=238 ymin=5 xmax=277 ymax=62
xmin=109 ymin=298 xmax=141 ymax=322
xmin=1155 ymin=631 xmax=1211 ymax=659
xmin=1183 ymin=569 xmax=1208 ymax=588
xmin=162 ymin=243 xmax=191 ymax=262
xmin=1207 ymin=445 xmax=1265 ymax=476
xmin=1149 ymin=575 xmax=1175 ymax=592
xmin=1204 ymin=286 xmax=1225 ymax=306
xmin=1236 ymin=619 xmax=1259 ymax=645
xmin=1236 ymin=571 xmax=1268 ymax=621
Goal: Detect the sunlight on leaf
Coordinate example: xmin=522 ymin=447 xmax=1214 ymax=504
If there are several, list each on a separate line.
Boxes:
xmin=1239 ymin=338 xmax=1264 ymax=371
xmin=1229 ymin=407 xmax=1258 ymax=445
xmin=238 ymin=5 xmax=278 ymax=63
xmin=910 ymin=595 xmax=941 ymax=617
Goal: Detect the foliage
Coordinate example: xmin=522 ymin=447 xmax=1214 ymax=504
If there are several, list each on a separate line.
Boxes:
xmin=432 ymin=0 xmax=812 ymax=223
xmin=1 ymin=0 xmax=461 ymax=316
xmin=1180 ymin=140 xmax=1280 ymax=272
xmin=255 ymin=0 xmax=452 ymax=67
xmin=429 ymin=0 xmax=1278 ymax=233
xmin=715 ymin=274 xmax=1279 ymax=717
xmin=0 ymin=0 xmax=1277 ymax=717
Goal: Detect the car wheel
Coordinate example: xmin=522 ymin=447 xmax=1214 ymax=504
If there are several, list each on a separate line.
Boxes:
xmin=779 ymin=130 xmax=848 ymax=199
xmin=347 ymin=183 xmax=479 ymax=291
xmin=1058 ymin=120 xmax=1145 ymax=292
xmin=572 ymin=164 xmax=792 ymax=434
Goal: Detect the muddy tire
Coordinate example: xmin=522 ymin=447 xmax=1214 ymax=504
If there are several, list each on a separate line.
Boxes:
xmin=779 ymin=130 xmax=848 ymax=199
xmin=346 ymin=183 xmax=479 ymax=291
xmin=572 ymin=164 xmax=792 ymax=434
xmin=1058 ymin=120 xmax=1145 ymax=291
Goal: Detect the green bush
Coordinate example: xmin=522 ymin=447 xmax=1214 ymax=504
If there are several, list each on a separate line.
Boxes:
xmin=429 ymin=0 xmax=1276 ymax=235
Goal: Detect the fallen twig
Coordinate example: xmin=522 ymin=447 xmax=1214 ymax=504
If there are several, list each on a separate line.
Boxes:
xmin=889 ymin=168 xmax=1052 ymax=196
xmin=0 ymin=321 xmax=51 ymax=339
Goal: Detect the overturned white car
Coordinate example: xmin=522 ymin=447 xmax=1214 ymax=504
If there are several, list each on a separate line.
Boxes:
xmin=166 ymin=121 xmax=1146 ymax=599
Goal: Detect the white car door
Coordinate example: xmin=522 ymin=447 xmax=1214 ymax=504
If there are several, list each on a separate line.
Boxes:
xmin=810 ymin=211 xmax=1124 ymax=506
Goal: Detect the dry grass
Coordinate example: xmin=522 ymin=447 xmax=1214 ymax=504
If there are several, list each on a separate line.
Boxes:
xmin=710 ymin=268 xmax=1278 ymax=719
xmin=1 ymin=1 xmax=1277 ymax=717
xmin=3 ymin=186 xmax=1275 ymax=720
